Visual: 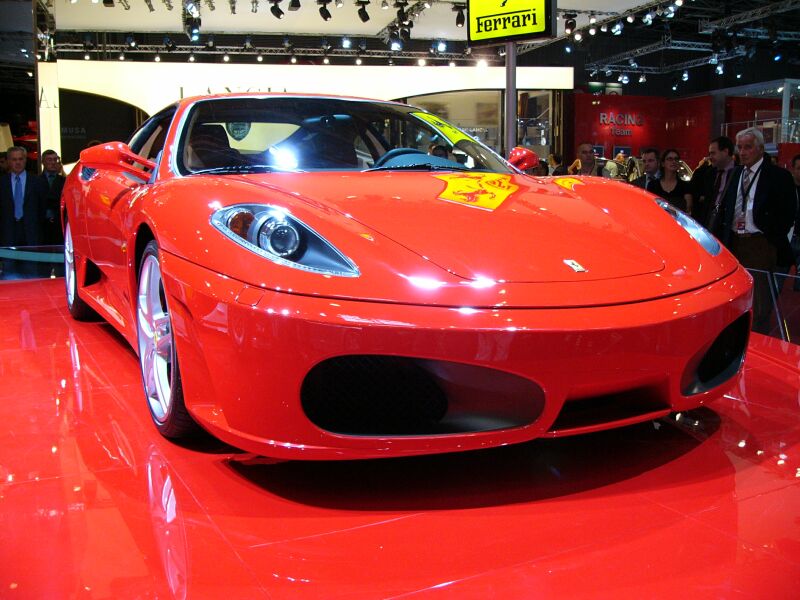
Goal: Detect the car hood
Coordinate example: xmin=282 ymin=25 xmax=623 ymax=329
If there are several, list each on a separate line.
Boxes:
xmin=244 ymin=171 xmax=664 ymax=283
xmin=153 ymin=172 xmax=740 ymax=308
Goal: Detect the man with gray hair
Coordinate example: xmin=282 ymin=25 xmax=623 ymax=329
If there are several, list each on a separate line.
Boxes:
xmin=716 ymin=127 xmax=796 ymax=333
xmin=0 ymin=146 xmax=48 ymax=247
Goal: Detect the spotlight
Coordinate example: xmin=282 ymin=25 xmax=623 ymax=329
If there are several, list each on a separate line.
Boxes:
xmin=355 ymin=57 xmax=362 ymax=65
xmin=612 ymin=21 xmax=623 ymax=35
xmin=381 ymin=0 xmax=388 ymax=8
xmin=184 ymin=0 xmax=200 ymax=18
xmin=154 ymin=53 xmax=161 ymax=62
xmin=454 ymin=4 xmax=465 ymax=28
xmin=476 ymin=59 xmax=488 ymax=68
xmin=629 ymin=58 xmax=638 ymax=68
xmin=589 ymin=69 xmax=598 ymax=77
xmin=666 ymin=6 xmax=676 ymax=18
xmin=639 ymin=74 xmax=647 ymax=83
xmin=681 ymin=69 xmax=689 ymax=81
xmin=257 ymin=53 xmax=263 ymax=62
xmin=318 ymin=0 xmax=331 ymax=20
xmin=626 ymin=14 xmax=634 ymax=23
xmin=675 ymin=0 xmax=683 ymax=5
xmin=335 ymin=0 xmax=342 ymax=6
xmin=449 ymin=60 xmax=456 ymax=67
xmin=83 ymin=53 xmax=90 ymax=60
xmin=290 ymin=54 xmax=297 ymax=63
xmin=715 ymin=63 xmax=724 ymax=75
xmin=126 ymin=34 xmax=137 ymax=48
xmin=574 ymin=31 xmax=582 ymax=42
xmin=709 ymin=53 xmax=718 ymax=65
xmin=564 ymin=44 xmax=572 ymax=54
xmin=288 ymin=0 xmax=300 ymax=9
xmin=185 ymin=17 xmax=201 ymax=42
xmin=620 ymin=73 xmax=629 ymax=84
xmin=437 ymin=40 xmax=446 ymax=53
xmin=188 ymin=53 xmax=196 ymax=61
xmin=390 ymin=39 xmax=402 ymax=51
xmin=206 ymin=36 xmax=215 ymax=49
xmin=564 ymin=18 xmax=576 ymax=35
xmin=604 ymin=67 xmax=612 ymax=77
xmin=588 ymin=26 xmax=596 ymax=36
xmin=223 ymin=53 xmax=230 ymax=62
xmin=643 ymin=12 xmax=654 ymax=25
xmin=589 ymin=15 xmax=596 ymax=24
xmin=357 ymin=1 xmax=369 ymax=22
xmin=323 ymin=56 xmax=330 ymax=64
xmin=118 ymin=52 xmax=125 ymax=60
xmin=600 ymin=23 xmax=608 ymax=33
xmin=342 ymin=37 xmax=351 ymax=48
xmin=270 ymin=0 xmax=284 ymax=18
xmin=773 ymin=42 xmax=783 ymax=62
xmin=672 ymin=80 xmax=679 ymax=91
xmin=417 ymin=58 xmax=426 ymax=66
xmin=164 ymin=36 xmax=177 ymax=51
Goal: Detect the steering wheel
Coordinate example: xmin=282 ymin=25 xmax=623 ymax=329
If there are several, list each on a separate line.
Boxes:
xmin=372 ymin=147 xmax=427 ymax=168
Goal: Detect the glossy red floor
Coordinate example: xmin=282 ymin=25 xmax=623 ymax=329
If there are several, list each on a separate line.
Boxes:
xmin=2 ymin=278 xmax=800 ymax=598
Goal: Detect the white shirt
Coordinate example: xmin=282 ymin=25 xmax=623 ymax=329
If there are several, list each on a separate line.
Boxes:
xmin=733 ymin=157 xmax=764 ymax=234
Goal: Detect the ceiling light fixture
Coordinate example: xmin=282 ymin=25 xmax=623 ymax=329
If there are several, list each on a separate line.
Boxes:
xmin=270 ymin=0 xmax=284 ymax=18
xmin=318 ymin=0 xmax=332 ymax=20
xmin=357 ymin=1 xmax=370 ymax=22
xmin=454 ymin=4 xmax=465 ymax=28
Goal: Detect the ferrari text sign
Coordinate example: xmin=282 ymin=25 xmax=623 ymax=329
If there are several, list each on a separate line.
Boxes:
xmin=468 ymin=0 xmax=555 ymax=46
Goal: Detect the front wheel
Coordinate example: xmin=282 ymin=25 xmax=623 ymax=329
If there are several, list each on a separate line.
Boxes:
xmin=137 ymin=240 xmax=196 ymax=438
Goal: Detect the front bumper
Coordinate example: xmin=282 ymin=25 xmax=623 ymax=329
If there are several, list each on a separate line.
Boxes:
xmin=162 ymin=252 xmax=752 ymax=460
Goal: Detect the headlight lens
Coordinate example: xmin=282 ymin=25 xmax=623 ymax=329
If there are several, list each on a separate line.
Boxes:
xmin=211 ymin=204 xmax=359 ymax=277
xmin=656 ymin=199 xmax=721 ymax=256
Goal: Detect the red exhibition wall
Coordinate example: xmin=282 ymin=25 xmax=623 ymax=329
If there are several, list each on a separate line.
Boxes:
xmin=573 ymin=94 xmax=713 ymax=169
xmin=725 ymin=97 xmax=782 ymax=126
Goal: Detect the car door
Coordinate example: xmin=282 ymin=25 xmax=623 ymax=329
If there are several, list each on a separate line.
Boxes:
xmin=83 ymin=107 xmax=176 ymax=329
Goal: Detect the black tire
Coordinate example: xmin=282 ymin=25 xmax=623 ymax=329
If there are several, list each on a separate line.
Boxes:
xmin=64 ymin=219 xmax=98 ymax=321
xmin=137 ymin=240 xmax=197 ymax=439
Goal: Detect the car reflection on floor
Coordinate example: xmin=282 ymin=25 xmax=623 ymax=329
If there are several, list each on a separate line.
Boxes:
xmin=1 ymin=279 xmax=800 ymax=598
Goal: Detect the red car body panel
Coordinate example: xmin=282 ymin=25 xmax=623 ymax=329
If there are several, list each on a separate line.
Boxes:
xmin=60 ymin=94 xmax=753 ymax=459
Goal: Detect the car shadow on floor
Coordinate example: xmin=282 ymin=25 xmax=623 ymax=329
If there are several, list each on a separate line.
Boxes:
xmin=224 ymin=408 xmax=723 ymax=511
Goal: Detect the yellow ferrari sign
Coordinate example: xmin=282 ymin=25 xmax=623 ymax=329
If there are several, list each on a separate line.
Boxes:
xmin=468 ymin=0 xmax=555 ymax=45
xmin=434 ymin=173 xmax=518 ymax=211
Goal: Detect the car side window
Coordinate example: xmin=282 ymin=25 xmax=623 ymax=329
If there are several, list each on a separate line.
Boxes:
xmin=128 ymin=107 xmax=177 ymax=163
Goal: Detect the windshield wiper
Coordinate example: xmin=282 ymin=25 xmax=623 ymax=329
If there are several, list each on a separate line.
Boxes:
xmin=366 ymin=163 xmax=471 ymax=172
xmin=190 ymin=164 xmax=303 ymax=175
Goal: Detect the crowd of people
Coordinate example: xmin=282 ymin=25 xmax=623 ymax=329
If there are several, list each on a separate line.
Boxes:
xmin=0 ymin=146 xmax=65 ymax=248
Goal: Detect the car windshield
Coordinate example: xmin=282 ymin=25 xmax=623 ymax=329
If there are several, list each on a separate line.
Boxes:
xmin=176 ymin=96 xmax=512 ymax=175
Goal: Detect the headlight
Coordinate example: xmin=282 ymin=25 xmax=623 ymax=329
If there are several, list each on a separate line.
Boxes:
xmin=211 ymin=204 xmax=359 ymax=277
xmin=655 ymin=199 xmax=721 ymax=256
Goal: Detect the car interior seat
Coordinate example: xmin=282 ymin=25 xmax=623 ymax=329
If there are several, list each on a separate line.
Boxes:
xmin=186 ymin=123 xmax=242 ymax=170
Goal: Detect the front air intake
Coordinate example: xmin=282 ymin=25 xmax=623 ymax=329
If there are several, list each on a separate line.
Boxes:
xmin=682 ymin=313 xmax=750 ymax=396
xmin=301 ymin=355 xmax=545 ymax=436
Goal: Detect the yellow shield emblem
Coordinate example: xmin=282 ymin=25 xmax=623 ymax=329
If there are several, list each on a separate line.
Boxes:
xmin=552 ymin=177 xmax=585 ymax=192
xmin=434 ymin=173 xmax=518 ymax=211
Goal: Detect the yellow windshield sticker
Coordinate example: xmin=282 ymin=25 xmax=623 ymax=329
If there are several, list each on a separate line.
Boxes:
xmin=434 ymin=173 xmax=518 ymax=211
xmin=553 ymin=177 xmax=585 ymax=192
xmin=411 ymin=112 xmax=473 ymax=146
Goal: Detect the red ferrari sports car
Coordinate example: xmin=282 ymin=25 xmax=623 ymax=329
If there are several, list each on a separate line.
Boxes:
xmin=61 ymin=93 xmax=753 ymax=460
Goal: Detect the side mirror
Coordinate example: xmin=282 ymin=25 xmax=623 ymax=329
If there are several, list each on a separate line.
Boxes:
xmin=507 ymin=146 xmax=540 ymax=171
xmin=80 ymin=141 xmax=156 ymax=183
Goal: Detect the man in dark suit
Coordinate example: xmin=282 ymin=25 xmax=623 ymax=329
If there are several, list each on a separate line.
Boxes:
xmin=0 ymin=146 xmax=48 ymax=247
xmin=631 ymin=147 xmax=660 ymax=190
xmin=694 ymin=136 xmax=737 ymax=230
xmin=717 ymin=128 xmax=796 ymax=333
xmin=39 ymin=149 xmax=66 ymax=245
